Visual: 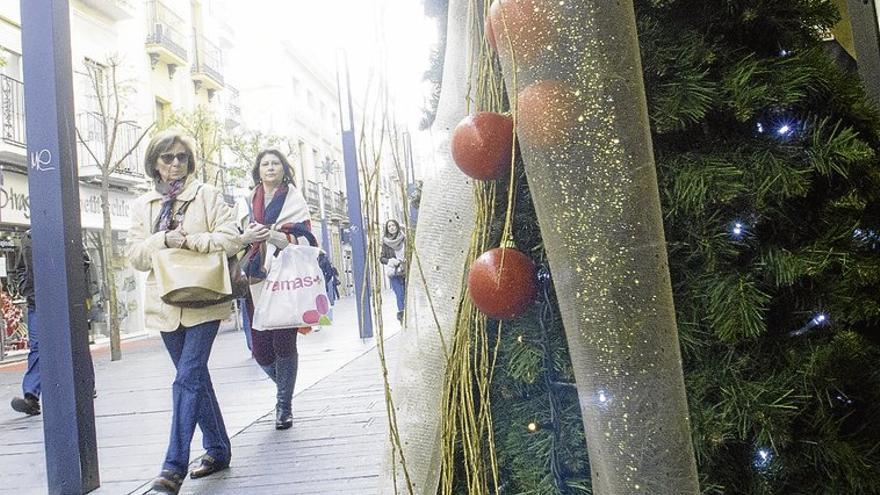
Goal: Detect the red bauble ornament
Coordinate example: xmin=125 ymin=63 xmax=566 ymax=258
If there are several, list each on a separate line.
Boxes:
xmin=451 ymin=112 xmax=514 ymax=181
xmin=468 ymin=247 xmax=537 ymax=320
xmin=517 ymin=80 xmax=579 ymax=149
xmin=488 ymin=0 xmax=558 ymax=63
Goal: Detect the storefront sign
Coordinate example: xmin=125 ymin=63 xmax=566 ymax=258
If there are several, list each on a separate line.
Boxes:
xmin=0 ymin=170 xmax=134 ymax=230
xmin=79 ymin=185 xmax=133 ymax=230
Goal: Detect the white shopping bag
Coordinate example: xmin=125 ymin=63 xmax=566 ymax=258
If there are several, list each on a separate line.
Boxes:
xmin=252 ymin=245 xmax=333 ymax=330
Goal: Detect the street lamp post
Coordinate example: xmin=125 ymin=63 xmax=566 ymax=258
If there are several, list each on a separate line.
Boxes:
xmin=316 ymin=185 xmax=331 ymax=252
xmin=402 ymin=130 xmax=418 ymax=228
xmin=317 ymin=156 xmax=337 ymax=252
xmin=336 ymin=50 xmax=373 ymax=339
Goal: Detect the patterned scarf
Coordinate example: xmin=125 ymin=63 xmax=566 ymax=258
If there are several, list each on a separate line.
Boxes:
xmin=243 ymin=183 xmax=308 ymax=280
xmin=383 ymin=231 xmax=406 ymax=254
xmin=155 ymin=179 xmax=186 ymax=232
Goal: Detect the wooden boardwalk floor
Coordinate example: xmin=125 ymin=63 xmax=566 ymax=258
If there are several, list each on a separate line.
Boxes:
xmin=160 ymin=335 xmax=395 ymax=495
xmin=0 ymin=293 xmax=401 ymax=495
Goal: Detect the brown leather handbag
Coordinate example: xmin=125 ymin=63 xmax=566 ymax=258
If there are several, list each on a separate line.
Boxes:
xmin=152 ymin=186 xmax=248 ymax=308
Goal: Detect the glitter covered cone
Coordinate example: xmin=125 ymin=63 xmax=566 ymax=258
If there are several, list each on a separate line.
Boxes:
xmin=488 ymin=0 xmax=559 ymax=64
xmin=493 ymin=0 xmax=701 ymax=493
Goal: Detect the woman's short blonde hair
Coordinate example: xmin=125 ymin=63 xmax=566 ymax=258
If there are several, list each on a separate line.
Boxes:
xmin=143 ymin=129 xmax=197 ymax=181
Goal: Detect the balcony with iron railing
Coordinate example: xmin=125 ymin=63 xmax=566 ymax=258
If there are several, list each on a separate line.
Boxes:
xmin=0 ymin=77 xmax=146 ymax=184
xmin=79 ymin=0 xmax=135 ymax=20
xmin=224 ymin=85 xmax=241 ymax=129
xmin=191 ymin=34 xmax=224 ymax=92
xmin=77 ymin=111 xmax=146 ymax=186
xmin=303 ymin=180 xmax=349 ymax=220
xmin=304 ymin=180 xmax=320 ymax=209
xmin=1 ymin=75 xmax=25 ymax=150
xmin=145 ymin=0 xmax=188 ymax=69
xmin=334 ymin=191 xmax=349 ymax=218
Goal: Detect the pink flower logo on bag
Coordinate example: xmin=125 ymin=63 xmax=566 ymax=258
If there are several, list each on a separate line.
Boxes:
xmin=302 ymin=294 xmax=331 ymax=326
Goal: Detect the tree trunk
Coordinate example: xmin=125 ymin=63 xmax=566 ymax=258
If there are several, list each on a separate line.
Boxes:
xmin=101 ymin=178 xmax=122 ymax=361
xmin=493 ymin=1 xmax=699 ymax=493
xmin=377 ymin=0 xmax=477 ymax=492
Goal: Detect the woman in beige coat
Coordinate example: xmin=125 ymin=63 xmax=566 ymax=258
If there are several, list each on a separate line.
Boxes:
xmin=127 ymin=130 xmax=251 ymax=495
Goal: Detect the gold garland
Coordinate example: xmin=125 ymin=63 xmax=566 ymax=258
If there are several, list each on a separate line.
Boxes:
xmin=365 ymin=0 xmax=520 ymax=493
xmin=438 ymin=1 xmax=520 ymax=493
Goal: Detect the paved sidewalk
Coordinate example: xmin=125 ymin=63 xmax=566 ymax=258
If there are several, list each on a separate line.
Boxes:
xmin=0 ymin=292 xmax=400 ymax=495
xmin=169 ymin=330 xmax=396 ymax=494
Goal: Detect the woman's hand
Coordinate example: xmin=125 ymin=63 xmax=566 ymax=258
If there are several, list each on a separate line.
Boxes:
xmin=267 ymin=230 xmax=290 ymax=249
xmin=164 ymin=227 xmax=187 ymax=249
xmin=241 ymin=222 xmax=270 ymax=245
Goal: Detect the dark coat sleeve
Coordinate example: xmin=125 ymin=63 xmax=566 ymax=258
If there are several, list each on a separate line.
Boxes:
xmin=13 ymin=233 xmax=34 ymax=307
xmin=379 ymin=244 xmax=394 ymax=265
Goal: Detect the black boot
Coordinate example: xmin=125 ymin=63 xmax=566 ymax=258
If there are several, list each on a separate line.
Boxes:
xmin=145 ymin=470 xmax=183 ymax=494
xmin=189 ymin=454 xmax=229 ymax=479
xmin=274 ymin=355 xmax=297 ymax=430
xmin=11 ymin=394 xmax=40 ymax=416
xmin=259 ymin=362 xmax=277 ymax=383
xmin=397 ymin=310 xmax=404 ymax=324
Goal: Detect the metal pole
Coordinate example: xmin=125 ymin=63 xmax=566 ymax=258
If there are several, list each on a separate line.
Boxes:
xmin=20 ymin=1 xmax=99 ymax=493
xmin=335 ymin=50 xmax=373 ymax=339
xmin=317 ymin=185 xmax=331 ymax=251
xmin=402 ymin=130 xmax=418 ymax=227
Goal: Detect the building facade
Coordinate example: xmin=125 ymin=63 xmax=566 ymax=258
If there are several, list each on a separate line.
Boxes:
xmin=233 ymin=41 xmax=356 ymax=294
xmin=0 ymin=0 xmax=236 ymax=356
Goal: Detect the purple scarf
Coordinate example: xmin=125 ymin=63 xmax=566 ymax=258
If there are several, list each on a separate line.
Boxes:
xmin=155 ymin=179 xmax=186 ymax=232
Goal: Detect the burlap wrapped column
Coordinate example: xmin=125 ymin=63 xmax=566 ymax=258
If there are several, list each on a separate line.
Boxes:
xmin=377 ymin=0 xmax=478 ymax=492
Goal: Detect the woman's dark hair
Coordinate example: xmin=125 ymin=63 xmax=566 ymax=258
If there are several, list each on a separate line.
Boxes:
xmin=252 ymin=148 xmax=296 ymax=186
xmin=143 ymin=129 xmax=196 ymax=181
xmin=384 ymin=219 xmax=401 ymax=238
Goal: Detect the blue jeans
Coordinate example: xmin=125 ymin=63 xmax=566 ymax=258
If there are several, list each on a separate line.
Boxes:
xmin=160 ymin=320 xmax=230 ymax=475
xmin=240 ymin=298 xmax=252 ymax=351
xmin=22 ymin=307 xmax=40 ymax=398
xmin=390 ymin=276 xmax=405 ymax=313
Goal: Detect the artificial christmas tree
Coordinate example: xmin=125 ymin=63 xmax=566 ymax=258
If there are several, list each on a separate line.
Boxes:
xmin=382 ymin=0 xmax=880 ymax=493
xmin=638 ymin=0 xmax=880 ymax=492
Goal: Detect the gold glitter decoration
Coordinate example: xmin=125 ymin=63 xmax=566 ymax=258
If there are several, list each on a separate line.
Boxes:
xmin=488 ymin=0 xmax=559 ymax=64
xmin=517 ymin=80 xmax=580 ymax=148
xmin=493 ymin=0 xmax=700 ymax=493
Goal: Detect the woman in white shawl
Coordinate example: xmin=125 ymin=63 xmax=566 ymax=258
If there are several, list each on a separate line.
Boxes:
xmin=237 ymin=148 xmax=311 ymax=430
xmin=380 ymin=219 xmax=406 ymax=323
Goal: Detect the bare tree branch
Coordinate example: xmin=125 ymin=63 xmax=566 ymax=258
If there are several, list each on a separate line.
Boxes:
xmin=106 ymin=59 xmax=122 ymax=172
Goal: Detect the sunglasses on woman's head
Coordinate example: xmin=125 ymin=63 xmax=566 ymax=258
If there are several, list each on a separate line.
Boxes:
xmin=159 ymin=152 xmax=189 ymax=165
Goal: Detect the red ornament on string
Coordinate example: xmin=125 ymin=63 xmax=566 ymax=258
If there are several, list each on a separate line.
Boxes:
xmin=488 ymin=0 xmax=558 ymax=63
xmin=451 ymin=112 xmax=514 ymax=181
xmin=517 ymin=80 xmax=579 ymax=149
xmin=468 ymin=246 xmax=537 ymax=320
